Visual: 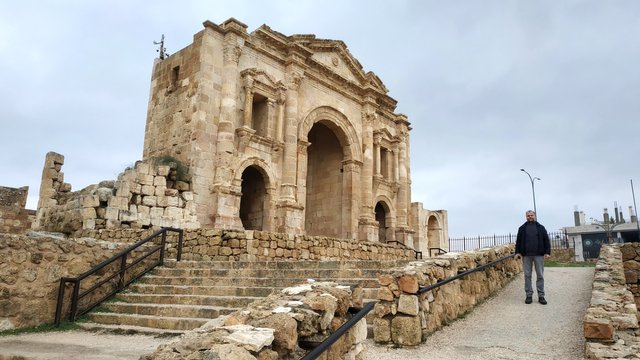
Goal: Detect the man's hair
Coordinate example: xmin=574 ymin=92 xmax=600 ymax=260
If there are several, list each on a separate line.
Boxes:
xmin=526 ymin=210 xmax=536 ymax=215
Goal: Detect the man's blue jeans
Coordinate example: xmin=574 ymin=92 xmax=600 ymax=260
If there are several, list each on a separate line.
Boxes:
xmin=523 ymin=255 xmax=545 ymax=297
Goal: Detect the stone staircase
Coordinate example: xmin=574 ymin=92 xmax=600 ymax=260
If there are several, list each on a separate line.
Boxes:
xmin=79 ymin=259 xmax=410 ymax=335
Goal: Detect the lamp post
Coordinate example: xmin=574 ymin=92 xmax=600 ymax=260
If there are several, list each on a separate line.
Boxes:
xmin=520 ymin=169 xmax=540 ymax=216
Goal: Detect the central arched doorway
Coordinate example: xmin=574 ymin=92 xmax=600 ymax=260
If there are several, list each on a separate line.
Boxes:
xmin=305 ymin=122 xmax=343 ymax=237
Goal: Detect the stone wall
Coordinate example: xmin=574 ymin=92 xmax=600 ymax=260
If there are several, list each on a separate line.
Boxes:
xmin=142 ymin=281 xmax=366 ymax=359
xmin=74 ymin=228 xmax=418 ymax=262
xmin=0 ymin=232 xmax=128 ymax=330
xmin=583 ymin=243 xmax=640 ymax=359
xmin=0 ymin=186 xmax=32 ymax=234
xmin=371 ymin=244 xmax=521 ymax=346
xmin=0 ymin=228 xmax=415 ymax=331
xmin=34 ymin=152 xmax=199 ymax=234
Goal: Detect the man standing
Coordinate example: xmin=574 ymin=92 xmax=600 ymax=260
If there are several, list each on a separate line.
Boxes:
xmin=515 ymin=210 xmax=551 ymax=305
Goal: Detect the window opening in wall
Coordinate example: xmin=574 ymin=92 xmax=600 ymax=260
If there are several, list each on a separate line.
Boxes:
xmin=251 ymin=93 xmax=269 ymax=137
xmin=170 ymin=66 xmax=180 ymax=91
xmin=380 ymin=147 xmax=389 ymax=179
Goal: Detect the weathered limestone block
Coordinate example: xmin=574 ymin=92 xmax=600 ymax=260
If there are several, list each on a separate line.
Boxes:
xmin=391 ymin=315 xmax=422 ymax=346
xmin=397 ymin=294 xmax=419 ymax=316
xmin=584 ymin=316 xmax=615 ymax=342
xmin=142 ymin=196 xmax=157 ymax=207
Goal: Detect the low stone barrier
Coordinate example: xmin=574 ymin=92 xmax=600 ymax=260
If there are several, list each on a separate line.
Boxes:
xmin=372 ymin=244 xmax=521 ymax=346
xmin=73 ymin=228 xmax=417 ymax=261
xmin=141 ymin=281 xmax=366 ymax=360
xmin=0 ymin=232 xmax=128 ymax=330
xmin=584 ymin=243 xmax=640 ymax=359
xmin=0 ymin=228 xmax=414 ymax=331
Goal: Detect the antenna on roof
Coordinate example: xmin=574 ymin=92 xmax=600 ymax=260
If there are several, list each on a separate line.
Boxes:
xmin=154 ymin=34 xmax=169 ymax=60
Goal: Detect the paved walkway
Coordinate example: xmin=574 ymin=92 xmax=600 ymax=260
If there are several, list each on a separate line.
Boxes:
xmin=363 ymin=267 xmax=595 ymax=360
xmin=0 ymin=267 xmax=594 ymax=360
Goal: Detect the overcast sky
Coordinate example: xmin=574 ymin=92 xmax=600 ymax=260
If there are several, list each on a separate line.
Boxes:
xmin=2 ymin=0 xmax=639 ymax=237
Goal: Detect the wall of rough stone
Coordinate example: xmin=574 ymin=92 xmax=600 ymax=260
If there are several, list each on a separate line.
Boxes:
xmin=583 ymin=243 xmax=639 ymax=359
xmin=34 ymin=152 xmax=199 ymax=234
xmin=141 ymin=282 xmax=366 ymax=359
xmin=0 ymin=186 xmax=33 ymax=234
xmin=371 ymin=244 xmax=521 ymax=346
xmin=0 ymin=232 xmax=129 ymax=330
xmin=0 ymin=228 xmax=415 ymax=331
xmin=74 ymin=228 xmax=418 ymax=261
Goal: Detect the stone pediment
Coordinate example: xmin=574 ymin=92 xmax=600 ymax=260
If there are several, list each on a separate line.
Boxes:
xmin=251 ymin=26 xmax=388 ymax=94
xmin=303 ymin=38 xmax=389 ymax=94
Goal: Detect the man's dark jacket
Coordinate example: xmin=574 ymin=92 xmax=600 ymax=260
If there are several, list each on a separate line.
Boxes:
xmin=515 ymin=221 xmax=551 ymax=256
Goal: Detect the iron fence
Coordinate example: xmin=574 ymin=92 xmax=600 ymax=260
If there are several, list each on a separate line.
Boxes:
xmin=448 ymin=231 xmax=570 ymax=252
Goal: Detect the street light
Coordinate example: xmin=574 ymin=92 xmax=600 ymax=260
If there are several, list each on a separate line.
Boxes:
xmin=520 ymin=169 xmax=541 ymax=216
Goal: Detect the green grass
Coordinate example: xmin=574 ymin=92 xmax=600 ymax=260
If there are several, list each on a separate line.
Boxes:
xmin=0 ymin=321 xmax=81 ymax=337
xmin=544 ymin=260 xmax=596 ymax=267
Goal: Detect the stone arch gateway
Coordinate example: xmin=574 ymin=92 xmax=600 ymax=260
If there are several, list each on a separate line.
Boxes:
xmin=135 ymin=18 xmax=448 ymax=248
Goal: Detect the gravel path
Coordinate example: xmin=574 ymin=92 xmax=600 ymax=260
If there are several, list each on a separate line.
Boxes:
xmin=0 ymin=331 xmax=177 ymax=360
xmin=363 ymin=267 xmax=595 ymax=360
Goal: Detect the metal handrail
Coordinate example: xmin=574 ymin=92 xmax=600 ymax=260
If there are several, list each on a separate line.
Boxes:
xmin=54 ymin=227 xmax=184 ymax=325
xmin=418 ymin=253 xmax=516 ymax=295
xmin=386 ymin=240 xmax=423 ymax=259
xmin=429 ymin=247 xmax=448 ymax=257
xmin=300 ymin=302 xmax=375 ymax=360
xmin=301 ymin=252 xmax=517 ymax=359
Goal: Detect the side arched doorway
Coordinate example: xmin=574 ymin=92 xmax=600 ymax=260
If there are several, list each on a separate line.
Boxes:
xmin=427 ymin=215 xmax=442 ymax=252
xmin=375 ymin=202 xmax=389 ymax=243
xmin=239 ymin=166 xmax=267 ymax=230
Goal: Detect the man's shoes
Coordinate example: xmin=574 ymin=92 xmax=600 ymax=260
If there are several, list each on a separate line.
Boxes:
xmin=525 ymin=296 xmax=532 ymax=304
xmin=539 ymin=297 xmax=547 ymax=305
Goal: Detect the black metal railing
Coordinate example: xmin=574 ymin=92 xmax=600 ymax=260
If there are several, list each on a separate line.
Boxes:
xmin=418 ymin=253 xmax=516 ymax=295
xmin=386 ymin=240 xmax=423 ymax=259
xmin=54 ymin=227 xmax=184 ymax=325
xmin=449 ymin=231 xmax=570 ymax=252
xmin=301 ymin=251 xmax=517 ymax=359
xmin=429 ymin=247 xmax=448 ymax=257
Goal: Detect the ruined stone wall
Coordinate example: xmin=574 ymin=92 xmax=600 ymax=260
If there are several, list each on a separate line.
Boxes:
xmin=142 ymin=282 xmax=366 ymax=359
xmin=371 ymin=245 xmax=521 ymax=346
xmin=583 ymin=243 xmax=640 ymax=359
xmin=409 ymin=202 xmax=448 ymax=254
xmin=75 ymin=228 xmax=417 ymax=262
xmin=0 ymin=232 xmax=129 ymax=330
xmin=0 ymin=186 xmax=32 ymax=234
xmin=35 ymin=152 xmax=199 ymax=234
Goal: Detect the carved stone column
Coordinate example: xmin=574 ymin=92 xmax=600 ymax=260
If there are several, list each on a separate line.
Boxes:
xmin=210 ymin=29 xmax=245 ymax=230
xmin=358 ymin=110 xmax=379 ymax=242
xmin=275 ymin=66 xmax=305 ymax=234
xmin=394 ymin=124 xmax=413 ymax=243
xmin=343 ymin=159 xmax=362 ymax=240
xmin=242 ymin=76 xmax=254 ymax=128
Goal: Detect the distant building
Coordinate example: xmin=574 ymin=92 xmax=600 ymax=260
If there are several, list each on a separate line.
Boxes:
xmin=563 ymin=206 xmax=640 ymax=259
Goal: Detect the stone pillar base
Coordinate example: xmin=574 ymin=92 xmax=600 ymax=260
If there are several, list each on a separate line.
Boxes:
xmin=276 ymin=201 xmax=304 ymax=234
xmin=358 ymin=218 xmax=379 ymax=242
xmin=210 ymin=185 xmax=243 ymax=230
xmin=394 ymin=227 xmax=415 ymax=246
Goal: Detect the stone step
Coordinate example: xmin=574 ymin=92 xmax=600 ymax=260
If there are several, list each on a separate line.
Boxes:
xmin=127 ymin=284 xmax=276 ymax=297
xmin=139 ymin=275 xmax=379 ymax=288
xmin=86 ymin=312 xmax=210 ymax=331
xmin=118 ymin=293 xmax=258 ymax=308
xmin=164 ymin=259 xmax=409 ymax=270
xmin=78 ymin=321 xmax=185 ymax=336
xmin=104 ymin=302 xmax=238 ymax=318
xmin=151 ymin=267 xmax=386 ymax=279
